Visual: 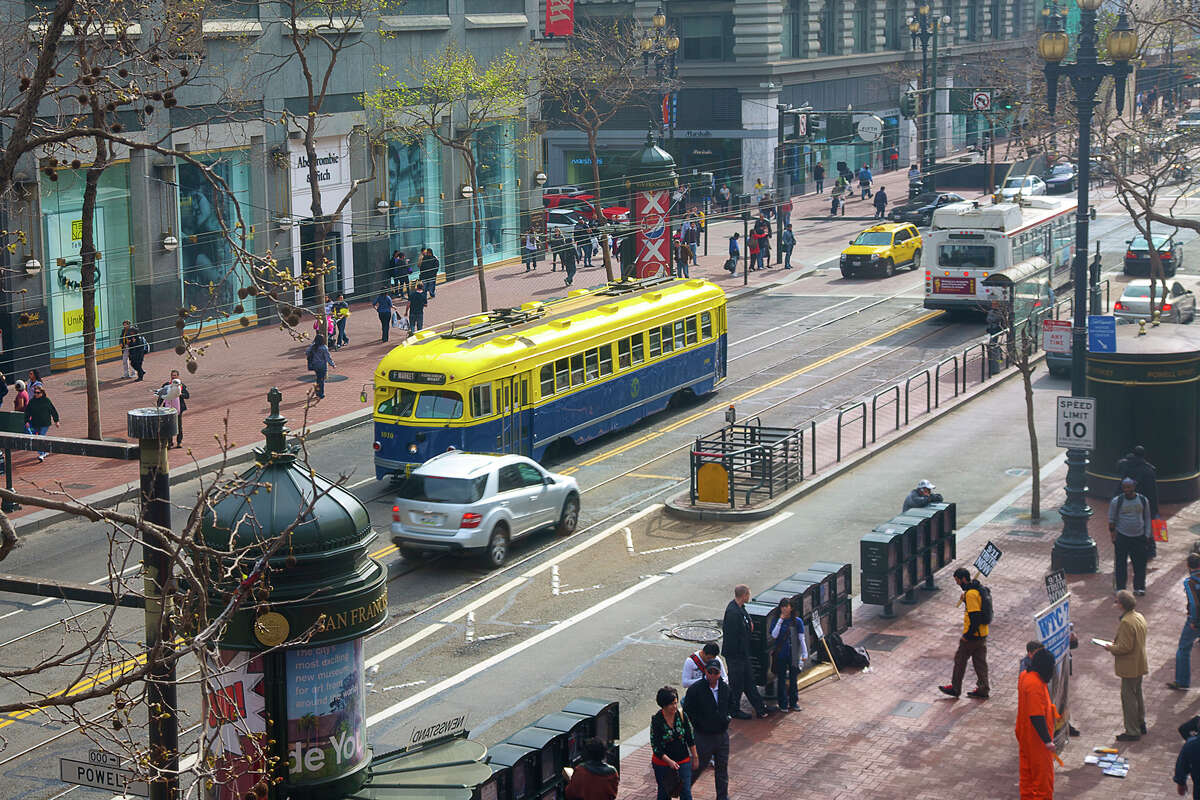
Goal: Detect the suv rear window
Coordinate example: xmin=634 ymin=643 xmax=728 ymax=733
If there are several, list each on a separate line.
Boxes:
xmin=399 ymin=474 xmax=488 ymax=504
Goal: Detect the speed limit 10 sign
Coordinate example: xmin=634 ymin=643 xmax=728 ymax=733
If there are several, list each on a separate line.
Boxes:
xmin=1056 ymin=396 xmax=1096 ymax=449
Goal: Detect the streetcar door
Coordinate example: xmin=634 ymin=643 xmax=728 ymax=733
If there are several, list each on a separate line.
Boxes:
xmin=498 ymin=376 xmax=531 ymax=456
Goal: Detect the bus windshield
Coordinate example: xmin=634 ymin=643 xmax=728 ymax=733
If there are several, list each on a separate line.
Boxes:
xmin=938 ymin=243 xmax=995 ymax=269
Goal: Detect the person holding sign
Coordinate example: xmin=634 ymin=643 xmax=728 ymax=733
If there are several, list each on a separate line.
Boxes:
xmin=769 ymin=598 xmax=808 ymax=713
xmin=1102 ymin=590 xmax=1149 ymax=741
xmin=939 ymin=568 xmax=991 ymax=699
xmin=1015 ymin=648 xmax=1059 ymax=799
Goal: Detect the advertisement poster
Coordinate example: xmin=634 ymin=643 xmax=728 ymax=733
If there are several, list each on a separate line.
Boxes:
xmin=202 ymin=650 xmax=268 ymax=800
xmin=545 ymin=0 xmax=574 ymax=36
xmin=634 ymin=190 xmax=670 ymax=278
xmin=177 ymin=153 xmax=251 ymax=320
xmin=1034 ymin=594 xmax=1072 ymax=747
xmin=285 ymin=639 xmax=367 ymax=784
xmin=45 ymin=208 xmax=107 ymax=349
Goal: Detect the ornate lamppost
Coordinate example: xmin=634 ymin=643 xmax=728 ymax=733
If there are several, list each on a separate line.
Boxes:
xmin=908 ymin=6 xmax=952 ymax=190
xmin=641 ymin=7 xmax=679 ymax=137
xmin=1039 ymin=1 xmax=1138 ymax=572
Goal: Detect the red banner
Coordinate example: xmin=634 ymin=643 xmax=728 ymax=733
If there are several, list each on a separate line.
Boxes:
xmin=546 ymin=0 xmax=574 ymax=36
xmin=635 ymin=190 xmax=670 ymax=279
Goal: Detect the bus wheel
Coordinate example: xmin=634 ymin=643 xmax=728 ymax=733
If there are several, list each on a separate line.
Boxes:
xmin=556 ymin=495 xmax=580 ymax=536
xmin=483 ymin=524 xmax=510 ymax=568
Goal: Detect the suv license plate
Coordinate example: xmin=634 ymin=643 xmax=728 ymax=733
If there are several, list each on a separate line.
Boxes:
xmin=418 ymin=512 xmax=442 ymax=526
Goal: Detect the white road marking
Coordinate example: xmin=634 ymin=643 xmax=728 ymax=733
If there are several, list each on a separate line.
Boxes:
xmin=728 ymin=297 xmax=859 ymax=348
xmin=639 ymin=537 xmax=731 ymax=555
xmin=364 ymin=512 xmax=790 ymax=728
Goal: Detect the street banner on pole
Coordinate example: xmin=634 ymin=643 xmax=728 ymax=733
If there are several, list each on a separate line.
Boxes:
xmin=545 ymin=0 xmax=575 ymax=36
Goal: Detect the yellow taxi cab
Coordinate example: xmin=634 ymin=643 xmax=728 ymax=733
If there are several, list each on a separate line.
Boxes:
xmin=839 ymin=222 xmax=923 ymax=279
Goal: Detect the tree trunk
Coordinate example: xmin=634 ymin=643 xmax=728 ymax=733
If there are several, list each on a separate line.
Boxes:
xmin=461 ymin=147 xmax=489 ymax=312
xmin=588 ymin=129 xmax=614 ymax=281
xmin=304 ymin=125 xmax=330 ymax=336
xmin=80 ymin=138 xmax=110 ymax=441
xmin=1022 ymin=363 xmax=1040 ymax=521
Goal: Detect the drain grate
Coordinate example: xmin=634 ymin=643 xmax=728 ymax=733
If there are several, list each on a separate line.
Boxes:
xmin=890 ymin=700 xmax=930 ymax=719
xmin=859 ymin=633 xmax=907 ymax=651
xmin=1007 ymin=529 xmax=1047 ymax=539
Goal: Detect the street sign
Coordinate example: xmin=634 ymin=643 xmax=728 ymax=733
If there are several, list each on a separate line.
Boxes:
xmin=796 ymin=113 xmax=808 ymax=137
xmin=1045 ymin=569 xmax=1068 ymax=602
xmin=974 ymin=540 xmax=1003 ymax=577
xmin=1041 ymin=319 xmax=1071 ymax=353
xmin=972 ymin=90 xmax=992 ymax=111
xmin=393 ymin=712 xmax=471 ymax=753
xmin=1056 ymin=395 xmax=1097 ymax=449
xmin=1087 ymin=314 xmax=1117 ymax=352
xmin=855 ymin=115 xmax=884 ymax=143
xmin=60 ymin=752 xmax=148 ymax=797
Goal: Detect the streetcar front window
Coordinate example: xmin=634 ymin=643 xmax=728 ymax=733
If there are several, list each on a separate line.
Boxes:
xmin=413 ymin=390 xmax=463 ymax=419
xmin=938 ymin=243 xmax=995 ymax=269
xmin=378 ymin=388 xmax=417 ymax=417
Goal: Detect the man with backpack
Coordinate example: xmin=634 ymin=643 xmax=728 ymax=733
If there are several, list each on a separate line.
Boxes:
xmin=1109 ymin=477 xmax=1152 ymax=595
xmin=940 ymin=567 xmax=991 ymax=699
xmin=1119 ymin=446 xmax=1160 ymax=558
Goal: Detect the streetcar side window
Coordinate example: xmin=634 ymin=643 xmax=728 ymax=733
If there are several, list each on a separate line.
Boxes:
xmin=685 ymin=317 xmax=698 ymax=345
xmin=618 ymin=338 xmax=632 ymax=369
xmin=540 ymin=365 xmax=554 ymax=397
xmin=585 ymin=349 xmax=600 ymax=381
xmin=649 ymin=327 xmax=662 ymax=357
xmin=701 ymin=311 xmax=713 ymax=339
xmin=570 ymin=353 xmax=585 ymax=386
xmin=673 ymin=320 xmax=686 ymax=349
xmin=555 ymin=358 xmax=570 ymax=392
xmin=598 ymin=344 xmax=614 ymax=376
xmin=632 ymin=333 xmax=644 ymax=364
xmin=378 ymin=388 xmax=417 ymax=417
xmin=469 ymin=383 xmax=493 ymax=418
xmin=660 ymin=324 xmax=675 ymax=354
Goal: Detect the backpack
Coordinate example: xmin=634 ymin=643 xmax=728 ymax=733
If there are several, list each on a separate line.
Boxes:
xmin=972 ymin=581 xmax=994 ymax=625
xmin=136 ymin=334 xmax=149 ymax=353
xmin=305 ymin=345 xmax=318 ymax=371
xmin=813 ymin=631 xmax=871 ymax=669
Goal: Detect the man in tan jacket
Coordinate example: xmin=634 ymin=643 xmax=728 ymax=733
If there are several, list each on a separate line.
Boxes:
xmin=1104 ymin=590 xmax=1149 ymax=741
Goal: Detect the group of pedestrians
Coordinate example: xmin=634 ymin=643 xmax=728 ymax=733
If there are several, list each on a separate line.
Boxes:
xmin=648 ymin=584 xmax=815 ymax=800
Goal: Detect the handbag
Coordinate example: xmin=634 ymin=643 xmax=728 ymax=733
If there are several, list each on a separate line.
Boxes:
xmin=723 ymin=257 xmax=737 ymax=272
xmin=1153 ymin=518 xmax=1168 ymax=542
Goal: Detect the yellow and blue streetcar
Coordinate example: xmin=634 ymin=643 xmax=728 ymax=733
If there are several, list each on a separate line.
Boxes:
xmin=371 ymin=276 xmax=728 ymax=479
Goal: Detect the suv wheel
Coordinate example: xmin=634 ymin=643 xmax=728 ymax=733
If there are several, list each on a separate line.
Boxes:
xmin=484 ymin=525 xmax=510 ymax=568
xmin=556 ymin=495 xmax=580 ymax=536
xmin=911 ymin=248 xmax=922 ymax=269
xmin=840 ymin=267 xmax=854 ymax=279
xmin=882 ymin=258 xmax=895 ymax=278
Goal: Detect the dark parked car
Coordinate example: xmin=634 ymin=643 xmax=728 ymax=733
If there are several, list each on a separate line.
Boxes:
xmin=1044 ymin=163 xmax=1077 ymax=194
xmin=887 ymin=192 xmax=966 ymax=227
xmin=1123 ymin=234 xmax=1182 ymax=277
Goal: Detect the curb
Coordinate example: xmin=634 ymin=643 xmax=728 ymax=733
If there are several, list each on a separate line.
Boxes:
xmin=11 ymin=406 xmax=375 ymax=535
xmin=664 ymin=352 xmax=1047 ymax=521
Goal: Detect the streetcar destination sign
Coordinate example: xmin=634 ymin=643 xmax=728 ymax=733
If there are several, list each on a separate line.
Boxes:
xmin=1056 ymin=396 xmax=1096 ymax=450
xmin=60 ymin=751 xmax=148 ymax=796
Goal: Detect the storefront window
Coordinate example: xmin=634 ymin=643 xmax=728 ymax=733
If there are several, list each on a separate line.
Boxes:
xmin=387 ymin=135 xmax=444 ymax=280
xmin=40 ymin=164 xmax=135 ymax=363
xmin=177 ymin=150 xmax=253 ymax=324
xmin=564 ymin=151 xmax=628 ymax=200
xmin=473 ymin=122 xmax=518 ymax=265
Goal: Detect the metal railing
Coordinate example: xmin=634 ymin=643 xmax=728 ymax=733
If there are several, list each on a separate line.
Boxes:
xmin=690 ymin=421 xmax=803 ymax=508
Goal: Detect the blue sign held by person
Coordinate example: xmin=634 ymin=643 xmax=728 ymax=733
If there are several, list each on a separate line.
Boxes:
xmin=1088 ymin=315 xmax=1117 ymax=353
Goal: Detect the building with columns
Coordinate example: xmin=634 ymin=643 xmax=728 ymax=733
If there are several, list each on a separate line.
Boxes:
xmin=545 ymin=0 xmax=1038 ymax=196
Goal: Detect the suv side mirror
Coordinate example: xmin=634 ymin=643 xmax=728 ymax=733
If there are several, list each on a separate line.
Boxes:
xmin=543 ymin=475 xmax=555 ymax=485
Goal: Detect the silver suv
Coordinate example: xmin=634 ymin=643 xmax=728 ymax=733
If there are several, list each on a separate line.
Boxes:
xmin=391 ymin=452 xmax=581 ymax=568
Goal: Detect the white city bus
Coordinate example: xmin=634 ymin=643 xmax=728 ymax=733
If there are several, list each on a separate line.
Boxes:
xmin=923 ymin=196 xmax=1076 ymax=312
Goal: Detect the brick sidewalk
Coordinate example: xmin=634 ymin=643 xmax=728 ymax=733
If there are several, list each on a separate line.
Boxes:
xmin=619 ymin=466 xmax=1200 ymax=799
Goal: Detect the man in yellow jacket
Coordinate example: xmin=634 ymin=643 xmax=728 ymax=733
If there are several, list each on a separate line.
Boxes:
xmin=1105 ymin=589 xmax=1149 ymax=741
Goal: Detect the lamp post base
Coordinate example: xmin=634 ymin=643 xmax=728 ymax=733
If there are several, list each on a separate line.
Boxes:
xmin=1051 ymin=536 xmax=1099 ymax=573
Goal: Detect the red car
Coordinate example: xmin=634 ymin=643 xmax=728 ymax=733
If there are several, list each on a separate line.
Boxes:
xmin=543 ymin=189 xmax=629 ymax=222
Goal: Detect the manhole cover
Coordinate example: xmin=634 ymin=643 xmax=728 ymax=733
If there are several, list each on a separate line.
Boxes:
xmin=1007 ymin=529 xmax=1047 ymax=539
xmin=1005 ymin=467 xmax=1031 ymax=477
xmin=665 ymin=621 xmax=723 ymax=643
xmin=859 ymin=633 xmax=907 ymax=651
xmin=296 ymin=374 xmax=349 ymax=384
xmin=890 ymin=700 xmax=930 ymax=719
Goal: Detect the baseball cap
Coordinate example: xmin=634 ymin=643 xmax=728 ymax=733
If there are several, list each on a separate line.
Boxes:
xmin=917 ymin=479 xmax=935 ymax=490
xmin=704 ymin=660 xmax=722 ymax=673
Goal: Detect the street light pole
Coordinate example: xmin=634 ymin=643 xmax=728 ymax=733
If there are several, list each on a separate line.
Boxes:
xmin=641 ymin=6 xmax=679 ymax=139
xmin=909 ymin=7 xmax=951 ymax=191
xmin=1040 ymin=2 xmax=1137 ymax=573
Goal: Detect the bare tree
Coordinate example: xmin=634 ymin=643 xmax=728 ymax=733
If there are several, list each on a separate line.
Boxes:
xmin=364 ymin=42 xmax=529 ymax=312
xmin=533 ymin=20 xmax=677 ymax=281
xmin=991 ymin=300 xmax=1044 ymax=520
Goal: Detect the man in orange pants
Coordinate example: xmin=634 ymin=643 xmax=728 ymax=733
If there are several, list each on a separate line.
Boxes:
xmin=1016 ymin=648 xmax=1059 ymax=799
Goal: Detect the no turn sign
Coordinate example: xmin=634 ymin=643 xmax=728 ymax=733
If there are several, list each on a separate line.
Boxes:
xmin=1056 ymin=396 xmax=1096 ymax=450
xmin=972 ymin=91 xmax=992 ymax=111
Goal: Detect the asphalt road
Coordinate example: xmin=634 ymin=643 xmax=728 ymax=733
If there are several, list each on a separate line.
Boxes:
xmin=0 ymin=188 xmax=1194 ymax=799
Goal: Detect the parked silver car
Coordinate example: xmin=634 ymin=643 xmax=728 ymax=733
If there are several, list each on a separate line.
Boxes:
xmin=391 ymin=452 xmax=581 ymax=568
xmin=1113 ymin=279 xmax=1197 ymax=324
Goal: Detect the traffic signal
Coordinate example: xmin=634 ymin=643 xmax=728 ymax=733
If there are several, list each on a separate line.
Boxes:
xmin=900 ymin=92 xmax=918 ymax=119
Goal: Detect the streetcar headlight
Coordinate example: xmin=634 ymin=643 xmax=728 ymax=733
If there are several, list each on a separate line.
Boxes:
xmin=408 ymin=443 xmax=419 ymax=454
